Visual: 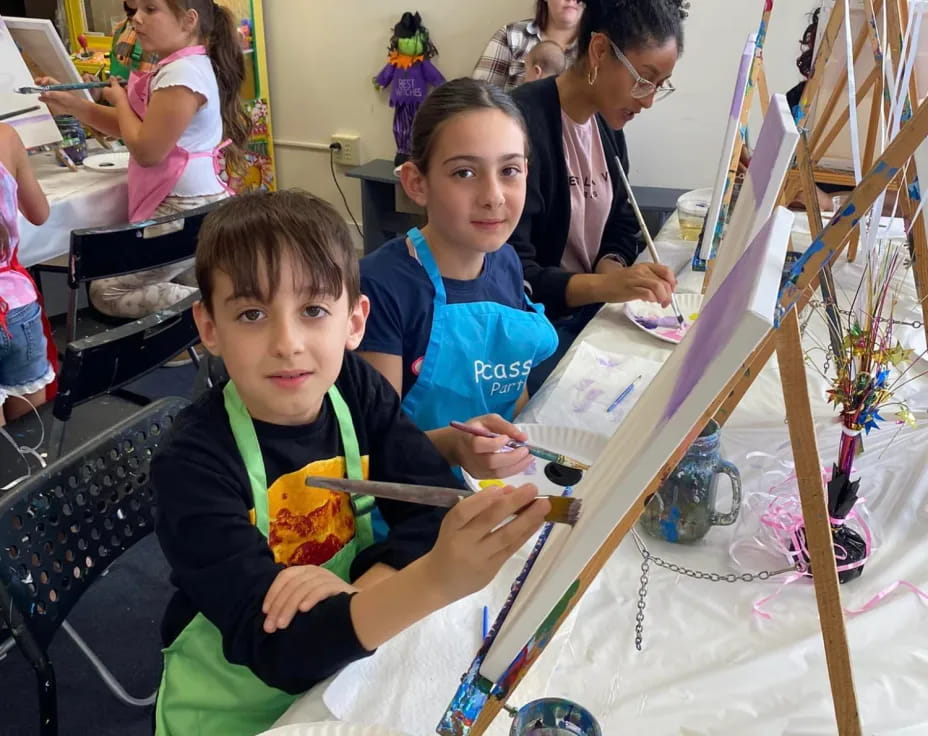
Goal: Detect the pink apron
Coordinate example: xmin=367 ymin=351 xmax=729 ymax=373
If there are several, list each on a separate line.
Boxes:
xmin=126 ymin=44 xmax=232 ymax=222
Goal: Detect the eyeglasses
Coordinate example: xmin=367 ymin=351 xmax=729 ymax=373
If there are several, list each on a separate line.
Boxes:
xmin=608 ymin=39 xmax=676 ymax=102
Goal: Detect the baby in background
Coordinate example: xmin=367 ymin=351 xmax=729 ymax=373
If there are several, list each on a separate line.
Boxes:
xmin=523 ymin=40 xmax=568 ymax=83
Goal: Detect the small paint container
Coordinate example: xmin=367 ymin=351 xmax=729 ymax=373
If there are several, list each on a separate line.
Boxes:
xmin=54 ymin=115 xmax=87 ymax=165
xmin=509 ymin=697 xmax=602 ymax=736
xmin=676 ymin=188 xmax=713 ymax=241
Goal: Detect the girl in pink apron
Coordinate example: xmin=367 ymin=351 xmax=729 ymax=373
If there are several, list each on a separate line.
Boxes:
xmin=0 ymin=123 xmax=55 ymax=427
xmin=39 ymin=0 xmax=250 ymax=319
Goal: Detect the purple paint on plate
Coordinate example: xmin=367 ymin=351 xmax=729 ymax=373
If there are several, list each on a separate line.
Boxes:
xmin=634 ymin=314 xmax=681 ymax=330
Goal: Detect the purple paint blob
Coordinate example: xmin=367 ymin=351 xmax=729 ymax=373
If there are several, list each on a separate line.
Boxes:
xmin=662 ymin=215 xmax=774 ymax=421
xmin=634 ymin=314 xmax=680 ymax=330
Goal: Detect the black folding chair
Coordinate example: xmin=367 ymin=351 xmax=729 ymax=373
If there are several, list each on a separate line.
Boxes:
xmin=0 ymin=397 xmax=189 ymax=736
xmin=31 ymin=201 xmax=220 ymax=348
xmin=47 ymin=291 xmax=202 ymax=459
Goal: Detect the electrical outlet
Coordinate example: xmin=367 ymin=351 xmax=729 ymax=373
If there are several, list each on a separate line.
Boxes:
xmin=331 ymin=134 xmax=361 ymax=166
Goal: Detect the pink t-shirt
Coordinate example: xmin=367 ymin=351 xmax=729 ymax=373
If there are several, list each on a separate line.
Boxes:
xmin=0 ymin=161 xmax=35 ymax=310
xmin=560 ymin=111 xmax=614 ymax=274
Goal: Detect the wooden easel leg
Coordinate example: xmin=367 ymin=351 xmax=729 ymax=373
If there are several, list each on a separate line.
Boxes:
xmin=776 ymin=310 xmax=862 ymax=736
xmin=754 ymin=52 xmax=770 ymax=117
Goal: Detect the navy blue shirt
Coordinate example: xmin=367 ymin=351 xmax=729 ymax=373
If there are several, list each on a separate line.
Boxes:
xmin=360 ymin=236 xmax=530 ymax=396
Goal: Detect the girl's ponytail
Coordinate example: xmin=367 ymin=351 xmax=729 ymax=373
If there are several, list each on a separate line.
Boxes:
xmin=206 ymin=2 xmax=250 ymax=165
xmin=166 ymin=0 xmax=251 ymax=167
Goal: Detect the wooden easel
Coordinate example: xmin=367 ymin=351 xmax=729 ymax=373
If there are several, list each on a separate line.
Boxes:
xmin=778 ymin=0 xmax=928 ymax=347
xmin=461 ymin=97 xmax=928 ymax=736
xmin=696 ymin=0 xmax=773 ymax=278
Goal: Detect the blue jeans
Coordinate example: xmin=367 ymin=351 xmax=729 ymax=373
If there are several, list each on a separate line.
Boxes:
xmin=527 ymin=303 xmax=600 ymax=396
xmin=0 ymin=301 xmax=52 ymax=400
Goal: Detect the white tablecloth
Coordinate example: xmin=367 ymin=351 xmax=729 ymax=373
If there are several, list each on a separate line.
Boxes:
xmin=276 ymin=214 xmax=928 ymax=735
xmin=17 ymin=145 xmax=128 ymax=267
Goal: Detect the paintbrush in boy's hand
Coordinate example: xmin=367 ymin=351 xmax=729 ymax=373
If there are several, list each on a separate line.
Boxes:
xmin=305 ymin=477 xmax=582 ymax=526
xmin=613 ymin=155 xmax=686 ymax=327
xmin=449 ymin=421 xmax=590 ymax=471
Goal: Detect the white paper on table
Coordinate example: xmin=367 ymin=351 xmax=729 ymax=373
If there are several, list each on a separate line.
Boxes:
xmin=313 ymin=543 xmax=592 ymax=736
xmin=519 ymin=341 xmax=664 ymax=437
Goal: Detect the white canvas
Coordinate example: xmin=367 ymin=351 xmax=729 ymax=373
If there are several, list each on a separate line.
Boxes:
xmin=5 ymin=16 xmax=93 ymax=102
xmin=0 ymin=15 xmax=61 ymax=149
xmin=697 ymin=33 xmax=757 ymax=264
xmin=480 ymin=207 xmax=793 ymax=683
xmin=705 ymin=94 xmax=798 ymax=303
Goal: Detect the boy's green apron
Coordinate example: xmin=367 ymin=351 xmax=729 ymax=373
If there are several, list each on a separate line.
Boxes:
xmin=155 ymin=382 xmax=375 ymax=735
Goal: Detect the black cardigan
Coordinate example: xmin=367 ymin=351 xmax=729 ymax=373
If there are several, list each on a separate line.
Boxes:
xmin=510 ymin=76 xmax=644 ymax=320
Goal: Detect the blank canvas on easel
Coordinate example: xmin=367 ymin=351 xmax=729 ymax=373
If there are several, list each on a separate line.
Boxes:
xmin=0 ymin=14 xmax=61 ymax=149
xmin=476 ymin=207 xmax=793 ymax=686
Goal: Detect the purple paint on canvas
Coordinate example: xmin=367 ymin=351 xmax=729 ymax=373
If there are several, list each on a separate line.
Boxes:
xmin=728 ymin=35 xmax=757 ymax=119
xmin=7 ymin=114 xmax=54 ymax=128
xmin=748 ymin=102 xmax=792 ymax=207
xmin=662 ymin=216 xmax=775 ymax=422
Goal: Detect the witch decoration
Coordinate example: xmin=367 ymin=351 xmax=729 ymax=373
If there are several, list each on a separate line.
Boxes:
xmin=374 ymin=11 xmax=446 ymax=166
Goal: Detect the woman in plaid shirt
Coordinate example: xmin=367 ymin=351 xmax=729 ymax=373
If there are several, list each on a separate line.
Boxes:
xmin=472 ymin=0 xmax=583 ymax=90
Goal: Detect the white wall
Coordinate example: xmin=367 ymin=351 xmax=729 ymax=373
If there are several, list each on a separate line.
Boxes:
xmin=626 ymin=0 xmax=819 ymax=189
xmin=263 ymin=0 xmax=819 ymax=222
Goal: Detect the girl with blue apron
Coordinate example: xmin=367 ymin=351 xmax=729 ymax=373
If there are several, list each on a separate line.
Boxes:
xmin=154 ymin=381 xmax=374 ymax=736
xmin=401 ymin=227 xmax=559 ymax=432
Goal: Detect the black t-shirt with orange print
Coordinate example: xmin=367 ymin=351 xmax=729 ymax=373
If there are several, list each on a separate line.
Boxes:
xmin=152 ymin=351 xmax=456 ymax=694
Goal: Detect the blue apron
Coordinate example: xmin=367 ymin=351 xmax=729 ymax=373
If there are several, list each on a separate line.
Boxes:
xmin=401 ymin=226 xmax=558 ymax=428
xmin=371 ymin=229 xmax=558 ymax=540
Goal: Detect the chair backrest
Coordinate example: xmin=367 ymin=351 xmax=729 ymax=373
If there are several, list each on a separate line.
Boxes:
xmin=0 ymin=397 xmax=189 ymax=649
xmin=68 ymin=201 xmax=222 ymax=287
xmin=54 ymin=293 xmax=200 ymax=422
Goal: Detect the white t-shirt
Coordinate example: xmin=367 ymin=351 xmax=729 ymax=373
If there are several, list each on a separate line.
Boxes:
xmin=150 ymin=54 xmax=225 ymax=197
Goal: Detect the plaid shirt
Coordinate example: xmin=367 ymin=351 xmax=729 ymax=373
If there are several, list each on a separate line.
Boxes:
xmin=472 ymin=19 xmax=577 ymax=91
xmin=111 ymin=19 xmax=160 ymax=77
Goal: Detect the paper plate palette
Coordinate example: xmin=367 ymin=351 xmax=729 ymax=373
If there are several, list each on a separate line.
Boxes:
xmin=259 ymin=723 xmax=410 ymax=736
xmin=462 ymin=424 xmax=607 ymax=494
xmin=83 ymin=151 xmax=130 ymax=172
xmin=623 ymin=292 xmax=703 ymax=345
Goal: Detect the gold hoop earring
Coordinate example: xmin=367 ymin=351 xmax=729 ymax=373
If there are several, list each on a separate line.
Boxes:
xmin=588 ymin=66 xmax=599 ymax=86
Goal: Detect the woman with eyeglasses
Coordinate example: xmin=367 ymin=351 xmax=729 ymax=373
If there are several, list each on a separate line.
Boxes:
xmin=510 ymin=0 xmax=687 ymax=393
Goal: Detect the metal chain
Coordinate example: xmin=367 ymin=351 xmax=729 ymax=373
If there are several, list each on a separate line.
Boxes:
xmin=806 ymin=299 xmax=923 ymax=329
xmin=632 ymin=533 xmax=797 ymax=651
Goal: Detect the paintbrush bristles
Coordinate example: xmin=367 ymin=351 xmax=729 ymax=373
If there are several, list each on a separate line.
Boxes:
xmin=305 ymin=476 xmax=582 ymax=526
xmin=544 ymin=496 xmax=582 ymax=525
xmin=553 ymin=455 xmax=590 ymax=472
